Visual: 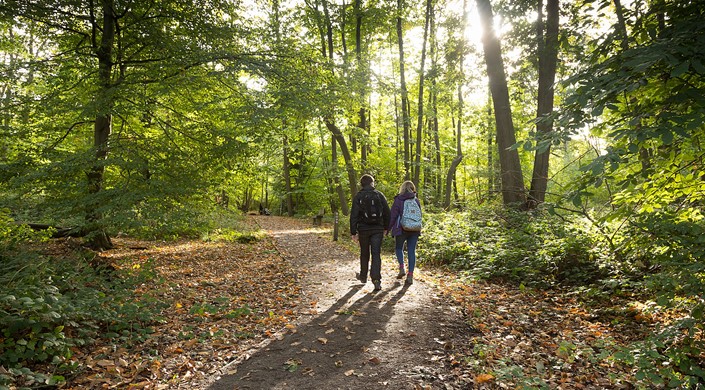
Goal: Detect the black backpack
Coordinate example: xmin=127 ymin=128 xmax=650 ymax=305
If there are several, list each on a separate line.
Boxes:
xmin=358 ymin=191 xmax=384 ymax=225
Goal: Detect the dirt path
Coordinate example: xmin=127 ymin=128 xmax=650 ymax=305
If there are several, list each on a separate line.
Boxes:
xmin=206 ymin=216 xmax=473 ymax=389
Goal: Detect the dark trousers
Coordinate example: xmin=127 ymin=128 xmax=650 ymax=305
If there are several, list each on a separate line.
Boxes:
xmin=358 ymin=229 xmax=383 ymax=281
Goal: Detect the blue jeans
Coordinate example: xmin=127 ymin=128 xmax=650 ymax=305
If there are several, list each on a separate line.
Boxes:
xmin=395 ymin=232 xmax=419 ymax=273
xmin=358 ymin=229 xmax=383 ymax=281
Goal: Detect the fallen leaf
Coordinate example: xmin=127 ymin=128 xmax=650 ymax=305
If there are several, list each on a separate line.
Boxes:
xmin=475 ymin=373 xmax=495 ymax=383
xmin=96 ymin=359 xmax=114 ymax=367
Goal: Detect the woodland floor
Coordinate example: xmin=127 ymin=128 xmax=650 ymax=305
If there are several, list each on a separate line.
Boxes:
xmin=54 ymin=215 xmax=655 ymax=389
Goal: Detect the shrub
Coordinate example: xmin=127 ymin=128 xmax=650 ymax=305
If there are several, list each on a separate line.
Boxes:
xmin=418 ymin=206 xmax=608 ymax=287
xmin=0 ymin=211 xmax=167 ymax=387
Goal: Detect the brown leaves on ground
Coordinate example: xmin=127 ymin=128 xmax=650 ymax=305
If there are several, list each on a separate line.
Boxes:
xmin=49 ymin=216 xmax=678 ymax=389
xmin=62 ymin=218 xmax=307 ymax=389
xmin=421 ymin=270 xmax=663 ymax=388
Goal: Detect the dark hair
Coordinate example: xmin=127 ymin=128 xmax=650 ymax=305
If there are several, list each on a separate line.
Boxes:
xmin=360 ymin=174 xmax=374 ymax=187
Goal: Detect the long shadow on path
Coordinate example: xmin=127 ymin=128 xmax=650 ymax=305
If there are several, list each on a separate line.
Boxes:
xmin=209 ymin=281 xmax=411 ymax=389
xmin=208 ymin=216 xmax=468 ymax=390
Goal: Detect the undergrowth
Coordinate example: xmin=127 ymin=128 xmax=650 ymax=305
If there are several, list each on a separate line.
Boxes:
xmin=419 ymin=206 xmax=610 ymax=288
xmin=418 ymin=205 xmax=705 ymax=387
xmin=1 ymin=211 xmax=165 ymax=388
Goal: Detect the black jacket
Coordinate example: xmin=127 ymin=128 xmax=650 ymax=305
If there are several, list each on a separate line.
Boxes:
xmin=350 ymin=186 xmax=391 ymax=235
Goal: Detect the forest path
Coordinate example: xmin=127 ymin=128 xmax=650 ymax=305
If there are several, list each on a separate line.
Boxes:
xmin=207 ymin=215 xmax=472 ymax=389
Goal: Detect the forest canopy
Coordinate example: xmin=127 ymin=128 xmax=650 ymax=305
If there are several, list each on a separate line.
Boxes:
xmin=1 ymin=0 xmax=704 ymax=387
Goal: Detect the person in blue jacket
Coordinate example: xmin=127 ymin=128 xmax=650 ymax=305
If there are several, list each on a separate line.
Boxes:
xmin=387 ymin=180 xmax=421 ymax=285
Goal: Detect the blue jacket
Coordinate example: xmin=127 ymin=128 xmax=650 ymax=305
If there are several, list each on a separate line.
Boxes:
xmin=388 ymin=191 xmax=421 ymax=237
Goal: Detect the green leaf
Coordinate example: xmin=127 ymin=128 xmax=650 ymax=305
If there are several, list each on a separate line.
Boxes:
xmin=660 ymin=130 xmax=674 ymax=145
xmin=572 ymin=195 xmax=582 ymax=207
xmin=671 ymin=61 xmax=690 ymax=78
xmin=591 ymin=105 xmax=604 ymax=116
xmin=691 ymin=58 xmax=705 ymax=74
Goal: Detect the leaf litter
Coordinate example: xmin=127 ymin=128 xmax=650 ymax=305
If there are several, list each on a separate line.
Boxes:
xmin=49 ymin=215 xmax=667 ymax=389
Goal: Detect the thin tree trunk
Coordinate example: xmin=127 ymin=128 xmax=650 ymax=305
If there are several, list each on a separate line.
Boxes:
xmin=476 ymin=0 xmax=526 ymax=205
xmin=318 ymin=124 xmax=337 ymax=214
xmin=432 ymin=85 xmax=441 ymax=201
xmin=429 ymin=5 xmax=441 ymax=202
xmin=412 ymin=0 xmax=432 ymax=187
xmin=331 ymin=132 xmax=349 ymax=215
xmin=326 ymin=120 xmax=358 ymax=200
xmin=311 ymin=0 xmax=357 ymax=213
xmin=613 ymin=0 xmax=630 ymax=51
xmin=355 ymin=0 xmax=369 ymax=171
xmin=486 ymin=98 xmax=494 ymax=198
xmin=444 ymin=81 xmax=464 ymax=209
xmin=274 ymin=0 xmax=294 ymax=217
xmin=323 ymin=0 xmax=357 ymax=204
xmin=396 ymin=0 xmax=411 ymax=180
xmin=283 ymin=134 xmax=294 ymax=216
xmin=527 ymin=0 xmax=559 ymax=207
xmin=391 ymin=37 xmax=401 ymax=175
xmin=443 ymin=0 xmax=467 ymax=209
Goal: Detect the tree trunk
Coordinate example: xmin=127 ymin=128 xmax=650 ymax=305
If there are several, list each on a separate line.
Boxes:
xmin=326 ymin=119 xmax=358 ymax=203
xmin=85 ymin=0 xmax=117 ymax=250
xmin=486 ymin=100 xmax=495 ymax=198
xmin=319 ymin=126 xmax=338 ymax=214
xmin=443 ymin=0 xmax=467 ymax=209
xmin=429 ymin=5 xmax=441 ymax=202
xmin=412 ymin=0 xmax=432 ymax=188
xmin=613 ymin=0 xmax=630 ymax=51
xmin=391 ymin=41 xmax=401 ymax=175
xmin=444 ymin=81 xmax=464 ymax=209
xmin=396 ymin=0 xmax=411 ymax=180
xmin=319 ymin=0 xmax=357 ymax=207
xmin=354 ymin=0 xmax=370 ymax=171
xmin=331 ymin=132 xmax=349 ymax=215
xmin=432 ymin=84 xmax=441 ymax=201
xmin=527 ymin=0 xmax=559 ymax=207
xmin=283 ymin=134 xmax=294 ymax=216
xmin=476 ymin=0 xmax=526 ymax=205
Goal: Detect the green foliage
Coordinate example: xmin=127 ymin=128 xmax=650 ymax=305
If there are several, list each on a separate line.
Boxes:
xmin=547 ymin=3 xmax=705 ymax=383
xmin=419 ymin=206 xmax=609 ymax=287
xmin=0 ymin=209 xmax=52 ymax=250
xmin=611 ymin=319 xmax=705 ymax=388
xmin=600 ymin=210 xmax=705 ymax=386
xmin=0 ymin=213 xmax=167 ymax=387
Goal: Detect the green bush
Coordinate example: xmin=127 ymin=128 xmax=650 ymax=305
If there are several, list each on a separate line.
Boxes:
xmin=418 ymin=206 xmax=609 ymax=287
xmin=605 ymin=210 xmax=705 ymax=386
xmin=0 ymin=211 xmax=167 ymax=387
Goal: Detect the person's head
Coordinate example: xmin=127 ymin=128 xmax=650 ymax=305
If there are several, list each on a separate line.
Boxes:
xmin=360 ymin=174 xmax=375 ymax=188
xmin=398 ymin=180 xmax=416 ymax=194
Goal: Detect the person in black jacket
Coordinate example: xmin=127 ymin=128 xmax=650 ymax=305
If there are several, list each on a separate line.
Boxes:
xmin=350 ymin=174 xmax=391 ymax=291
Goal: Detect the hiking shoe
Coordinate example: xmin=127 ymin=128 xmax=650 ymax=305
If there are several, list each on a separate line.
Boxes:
xmin=405 ymin=274 xmax=413 ymax=285
xmin=373 ymin=280 xmax=382 ymax=291
xmin=396 ymin=270 xmax=406 ymax=279
xmin=355 ymin=272 xmax=367 ymax=284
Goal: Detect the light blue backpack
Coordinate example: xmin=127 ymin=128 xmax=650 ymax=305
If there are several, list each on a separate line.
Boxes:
xmin=400 ymin=198 xmax=422 ymax=231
